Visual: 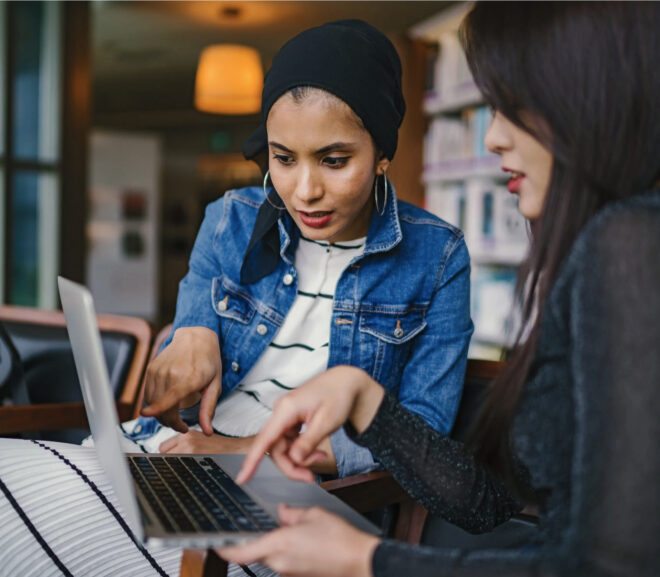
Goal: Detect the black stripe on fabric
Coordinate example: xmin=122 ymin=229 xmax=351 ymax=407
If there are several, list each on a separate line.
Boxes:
xmin=300 ymin=236 xmax=363 ymax=250
xmin=269 ymin=342 xmax=315 ymax=352
xmin=241 ymin=390 xmax=271 ymax=410
xmin=270 ymin=379 xmax=293 ymax=391
xmin=0 ymin=474 xmax=74 ymax=577
xmin=297 ymin=289 xmax=334 ymax=300
xmin=212 ymin=428 xmax=242 ymax=439
xmin=30 ymin=441 xmax=170 ymax=577
xmin=240 ymin=565 xmax=258 ymax=577
xmin=331 ymin=242 xmax=364 ymax=250
xmin=300 ymin=236 xmax=329 ymax=247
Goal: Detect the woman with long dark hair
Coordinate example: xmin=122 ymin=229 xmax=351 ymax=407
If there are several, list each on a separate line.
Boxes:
xmin=225 ymin=3 xmax=660 ymax=575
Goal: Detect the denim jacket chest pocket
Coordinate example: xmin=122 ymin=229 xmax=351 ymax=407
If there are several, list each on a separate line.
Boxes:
xmin=212 ymin=277 xmax=257 ymax=372
xmin=358 ymin=307 xmax=428 ymax=388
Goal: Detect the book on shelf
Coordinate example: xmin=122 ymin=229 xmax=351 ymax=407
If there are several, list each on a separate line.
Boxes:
xmin=425 ymin=182 xmax=466 ymax=230
xmin=471 ymin=265 xmax=518 ymax=347
xmin=423 ymin=106 xmax=496 ymax=177
xmin=464 ymin=179 xmax=528 ymax=265
xmin=435 ymin=30 xmax=474 ymax=101
xmin=423 ymin=41 xmax=440 ymax=93
xmin=423 ymin=27 xmax=480 ymax=111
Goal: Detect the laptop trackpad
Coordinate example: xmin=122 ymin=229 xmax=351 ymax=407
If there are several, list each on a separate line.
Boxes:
xmin=213 ymin=454 xmax=380 ymax=535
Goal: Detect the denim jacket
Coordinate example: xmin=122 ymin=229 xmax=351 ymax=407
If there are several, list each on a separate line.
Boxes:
xmin=167 ymin=185 xmax=473 ymax=477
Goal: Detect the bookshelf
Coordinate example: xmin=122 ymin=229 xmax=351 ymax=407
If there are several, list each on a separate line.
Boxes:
xmin=411 ymin=2 xmax=528 ymax=359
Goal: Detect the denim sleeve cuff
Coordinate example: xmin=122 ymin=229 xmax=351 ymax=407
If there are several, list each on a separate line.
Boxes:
xmin=178 ymin=401 xmax=201 ymax=426
xmin=330 ymin=426 xmax=381 ymax=478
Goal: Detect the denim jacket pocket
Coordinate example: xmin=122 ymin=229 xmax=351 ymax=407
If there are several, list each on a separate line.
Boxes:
xmin=212 ymin=277 xmax=256 ymax=324
xmin=358 ymin=307 xmax=427 ymax=386
xmin=212 ymin=277 xmax=258 ymax=371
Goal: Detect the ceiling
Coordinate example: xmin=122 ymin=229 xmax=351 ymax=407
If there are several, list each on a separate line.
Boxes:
xmin=92 ymin=1 xmax=451 ymax=131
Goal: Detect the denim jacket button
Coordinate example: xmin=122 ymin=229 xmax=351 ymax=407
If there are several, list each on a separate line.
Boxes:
xmin=393 ymin=327 xmax=405 ymax=338
xmin=283 ymin=274 xmax=294 ymax=286
xmin=256 ymin=324 xmax=268 ymax=336
xmin=231 ymin=361 xmax=240 ymax=373
xmin=217 ymin=300 xmax=228 ymax=311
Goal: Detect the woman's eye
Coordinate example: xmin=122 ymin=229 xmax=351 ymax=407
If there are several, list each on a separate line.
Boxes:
xmin=323 ymin=156 xmax=349 ymax=168
xmin=273 ymin=154 xmax=294 ymax=165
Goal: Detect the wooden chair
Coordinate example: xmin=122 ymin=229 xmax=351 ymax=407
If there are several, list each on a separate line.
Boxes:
xmin=0 ymin=304 xmax=151 ymax=440
xmin=180 ymin=358 xmax=504 ymax=577
xmin=133 ymin=322 xmax=173 ymax=414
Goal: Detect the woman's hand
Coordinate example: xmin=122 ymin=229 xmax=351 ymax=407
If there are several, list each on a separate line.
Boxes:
xmin=141 ymin=326 xmax=222 ymax=435
xmin=159 ymin=431 xmax=255 ymax=454
xmin=218 ymin=504 xmax=379 ymax=577
xmin=237 ymin=366 xmax=384 ymax=484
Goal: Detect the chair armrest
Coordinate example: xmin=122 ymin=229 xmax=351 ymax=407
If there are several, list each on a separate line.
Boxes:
xmin=322 ymin=471 xmax=428 ymax=544
xmin=320 ymin=470 xmax=410 ymax=512
xmin=0 ymin=401 xmax=134 ymax=434
xmin=180 ymin=549 xmax=228 ymax=577
xmin=0 ymin=403 xmax=88 ymax=434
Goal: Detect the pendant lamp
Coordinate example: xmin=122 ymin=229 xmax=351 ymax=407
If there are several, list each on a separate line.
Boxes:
xmin=194 ymin=44 xmax=263 ymax=115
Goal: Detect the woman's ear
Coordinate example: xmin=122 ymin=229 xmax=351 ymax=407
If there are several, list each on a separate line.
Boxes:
xmin=376 ymin=155 xmax=391 ymax=175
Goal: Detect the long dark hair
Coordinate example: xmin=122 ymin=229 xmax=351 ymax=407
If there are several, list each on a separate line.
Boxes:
xmin=460 ymin=2 xmax=660 ymax=485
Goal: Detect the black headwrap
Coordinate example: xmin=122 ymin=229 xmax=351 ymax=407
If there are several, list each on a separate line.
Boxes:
xmin=240 ymin=19 xmax=405 ymax=285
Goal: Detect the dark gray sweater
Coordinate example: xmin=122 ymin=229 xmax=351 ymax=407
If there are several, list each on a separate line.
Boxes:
xmin=351 ymin=190 xmax=660 ymax=576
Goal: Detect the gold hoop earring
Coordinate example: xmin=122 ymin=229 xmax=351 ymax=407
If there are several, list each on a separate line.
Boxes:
xmin=263 ymin=170 xmax=286 ymax=210
xmin=374 ymin=173 xmax=389 ymax=216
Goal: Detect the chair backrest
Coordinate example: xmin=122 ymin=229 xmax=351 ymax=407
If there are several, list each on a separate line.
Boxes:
xmin=0 ymin=305 xmax=151 ymax=443
xmin=133 ymin=322 xmax=173 ymax=413
xmin=451 ymin=358 xmax=501 ymax=442
xmin=0 ymin=321 xmax=32 ymax=407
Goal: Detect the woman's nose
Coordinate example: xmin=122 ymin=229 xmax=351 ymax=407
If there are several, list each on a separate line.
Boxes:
xmin=294 ymin=168 xmax=324 ymax=203
xmin=484 ymin=111 xmax=510 ymax=155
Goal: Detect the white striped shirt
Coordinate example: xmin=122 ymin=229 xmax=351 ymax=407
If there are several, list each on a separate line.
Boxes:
xmin=212 ymin=236 xmax=366 ymax=437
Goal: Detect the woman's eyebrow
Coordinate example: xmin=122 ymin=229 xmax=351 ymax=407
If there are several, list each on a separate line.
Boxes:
xmin=315 ymin=142 xmax=355 ymax=155
xmin=269 ymin=141 xmax=294 ymax=153
xmin=269 ymin=141 xmax=356 ymax=155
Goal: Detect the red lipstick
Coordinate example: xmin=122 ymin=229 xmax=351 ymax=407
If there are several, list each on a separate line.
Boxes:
xmin=299 ymin=211 xmax=333 ymax=228
xmin=507 ymin=175 xmax=523 ymax=193
xmin=504 ymin=169 xmax=525 ymax=193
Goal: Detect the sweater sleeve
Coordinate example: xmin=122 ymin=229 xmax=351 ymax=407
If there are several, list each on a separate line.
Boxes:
xmin=348 ymin=393 xmax=523 ymax=534
xmin=165 ymin=199 xmax=226 ymax=347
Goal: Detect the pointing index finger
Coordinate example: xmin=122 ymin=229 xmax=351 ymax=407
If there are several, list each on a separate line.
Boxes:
xmin=236 ymin=411 xmax=301 ymax=484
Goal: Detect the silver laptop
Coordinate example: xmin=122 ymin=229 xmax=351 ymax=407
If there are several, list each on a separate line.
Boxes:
xmin=58 ymin=276 xmax=379 ymax=548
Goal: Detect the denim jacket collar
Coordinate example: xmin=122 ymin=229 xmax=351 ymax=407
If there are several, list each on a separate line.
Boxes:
xmin=363 ymin=186 xmax=402 ymax=256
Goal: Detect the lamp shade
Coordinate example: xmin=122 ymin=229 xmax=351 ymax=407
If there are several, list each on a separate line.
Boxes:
xmin=195 ymin=44 xmax=263 ymax=115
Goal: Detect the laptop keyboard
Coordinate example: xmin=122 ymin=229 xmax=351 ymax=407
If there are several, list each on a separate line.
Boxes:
xmin=129 ymin=455 xmax=279 ymax=533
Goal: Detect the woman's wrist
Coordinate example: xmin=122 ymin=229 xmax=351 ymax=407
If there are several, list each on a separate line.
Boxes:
xmin=348 ymin=369 xmax=385 ymax=435
xmin=351 ymin=533 xmax=380 ymax=577
xmin=172 ymin=325 xmax=218 ymax=344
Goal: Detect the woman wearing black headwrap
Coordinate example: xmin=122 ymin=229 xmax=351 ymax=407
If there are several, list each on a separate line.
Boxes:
xmin=140 ymin=19 xmax=473 ymax=479
xmin=0 ymin=20 xmax=472 ymax=577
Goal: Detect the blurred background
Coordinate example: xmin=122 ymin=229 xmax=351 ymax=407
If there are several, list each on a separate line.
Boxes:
xmin=1 ymin=1 xmax=524 ymax=359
